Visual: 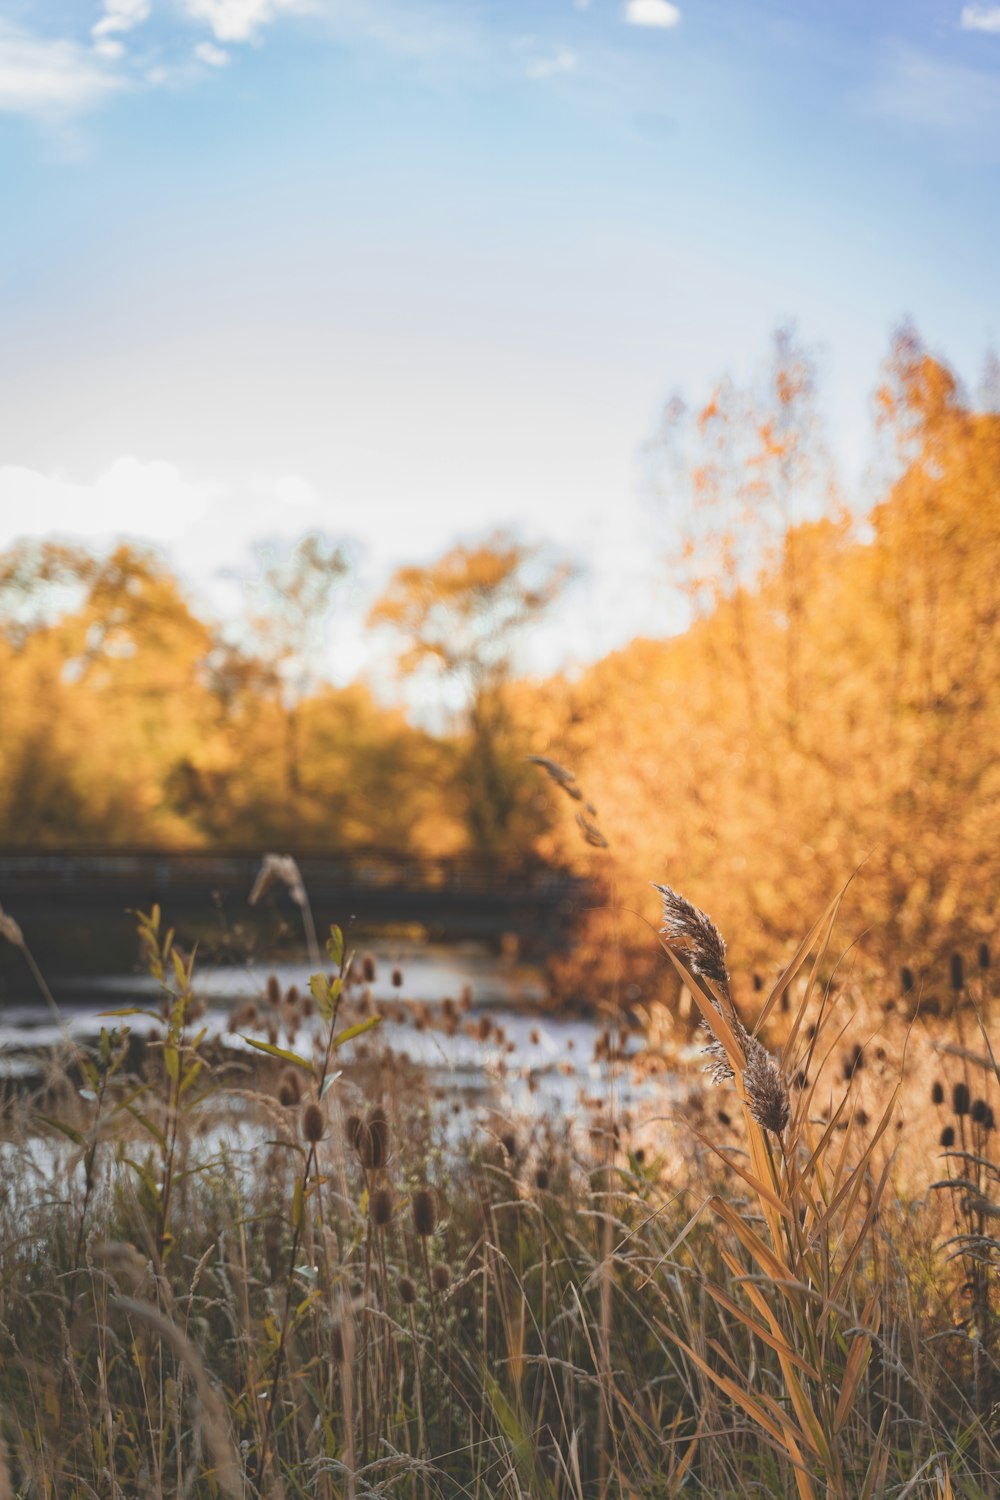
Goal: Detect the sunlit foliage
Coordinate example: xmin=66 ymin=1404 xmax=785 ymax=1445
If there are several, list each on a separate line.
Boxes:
xmin=2 ymin=330 xmax=998 ymax=988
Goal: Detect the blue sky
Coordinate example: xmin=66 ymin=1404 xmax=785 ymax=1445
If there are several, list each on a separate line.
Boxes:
xmin=1 ymin=1 xmax=999 ymax=683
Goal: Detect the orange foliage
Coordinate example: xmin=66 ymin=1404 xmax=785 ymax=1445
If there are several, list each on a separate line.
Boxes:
xmin=529 ymin=332 xmax=1000 ymax=995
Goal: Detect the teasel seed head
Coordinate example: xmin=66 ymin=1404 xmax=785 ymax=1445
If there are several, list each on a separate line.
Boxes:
xmin=278 ymin=1068 xmax=302 ymax=1108
xmin=978 ymin=941 xmax=991 ymax=971
xmin=940 ymin=1125 xmax=955 ymax=1148
xmin=431 ymin=1262 xmax=450 ymax=1292
xmin=302 ymin=1102 xmax=325 ymax=1143
xmin=901 ymin=966 xmax=914 ymax=994
xmin=356 ymin=1107 xmax=389 ymax=1170
xmin=931 ymin=1080 xmax=944 ymax=1106
xmin=952 ymin=1081 xmax=971 ymax=1117
xmin=971 ymin=1098 xmax=989 ymax=1125
xmin=534 ymin=1166 xmax=550 ymax=1191
xmin=391 ymin=967 xmax=403 ymax=989
xmin=330 ymin=1322 xmax=345 ymax=1363
xmin=266 ymin=974 xmax=281 ymax=1007
xmin=371 ymin=1186 xmax=394 ymax=1227
xmin=362 ymin=953 xmax=376 ymax=983
xmin=950 ymin=953 xmax=965 ymax=992
xmin=398 ymin=1275 xmax=417 ymax=1306
xmin=412 ymin=1188 xmax=436 ymax=1238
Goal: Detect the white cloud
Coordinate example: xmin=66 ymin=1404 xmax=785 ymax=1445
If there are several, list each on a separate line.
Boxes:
xmin=92 ymin=1 xmax=152 ymax=41
xmin=0 ymin=458 xmax=224 ymax=546
xmin=194 ymin=40 xmax=231 ymax=65
xmin=182 ymin=0 xmax=314 ymax=44
xmin=525 ymin=46 xmax=577 ymax=80
xmin=624 ymin=0 xmax=681 ymax=29
xmin=0 ymin=23 xmax=123 ymax=118
xmin=961 ymin=6 xmax=1000 ymax=33
xmin=94 ymin=38 xmax=126 ymax=61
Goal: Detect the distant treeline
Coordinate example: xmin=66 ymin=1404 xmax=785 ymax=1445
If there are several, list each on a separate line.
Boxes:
xmin=2 ymin=330 xmax=998 ymax=985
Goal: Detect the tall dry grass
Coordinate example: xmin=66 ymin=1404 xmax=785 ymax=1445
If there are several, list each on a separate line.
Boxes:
xmin=0 ymin=891 xmax=996 ymax=1498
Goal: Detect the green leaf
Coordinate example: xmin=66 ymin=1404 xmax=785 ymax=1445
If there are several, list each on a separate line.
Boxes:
xmin=240 ymin=1036 xmax=314 ymax=1073
xmin=326 ymin=925 xmax=344 ymax=970
xmin=35 ymin=1114 xmax=85 ymax=1146
xmin=320 ymin=1070 xmax=342 ymax=1098
xmin=122 ymin=1104 xmax=167 ymax=1149
xmin=164 ymin=1044 xmax=180 ymax=1084
xmin=309 ymin=973 xmax=333 ymax=1021
xmin=331 ymin=1015 xmax=382 ymax=1051
xmin=97 ymin=1008 xmax=161 ymax=1021
xmin=179 ymin=1060 xmax=204 ymax=1096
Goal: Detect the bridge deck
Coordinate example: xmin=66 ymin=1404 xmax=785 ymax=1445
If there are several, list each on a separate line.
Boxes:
xmin=0 ymin=848 xmax=586 ymax=935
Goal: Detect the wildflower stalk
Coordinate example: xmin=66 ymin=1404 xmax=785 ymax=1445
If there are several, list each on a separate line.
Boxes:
xmin=253 ymin=924 xmax=375 ymax=1489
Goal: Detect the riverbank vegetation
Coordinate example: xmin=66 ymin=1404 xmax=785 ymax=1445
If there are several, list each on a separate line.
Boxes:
xmin=0 ymin=893 xmax=997 ymax=1496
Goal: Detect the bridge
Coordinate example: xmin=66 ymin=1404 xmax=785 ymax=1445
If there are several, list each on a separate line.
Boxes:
xmin=0 ymin=848 xmax=589 ymax=973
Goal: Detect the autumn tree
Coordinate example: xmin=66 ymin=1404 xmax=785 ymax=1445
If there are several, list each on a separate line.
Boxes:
xmin=369 ymin=533 xmax=571 ymax=854
xmin=238 ymin=532 xmax=349 ymax=816
xmin=0 ymin=543 xmax=220 ymax=844
xmin=647 ymin=326 xmax=841 ymax=738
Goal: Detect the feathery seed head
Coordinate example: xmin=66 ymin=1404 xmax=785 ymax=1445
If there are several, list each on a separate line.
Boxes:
xmin=743 ymin=1036 xmax=791 ymax=1135
xmin=654 ymin=882 xmax=731 ymax=996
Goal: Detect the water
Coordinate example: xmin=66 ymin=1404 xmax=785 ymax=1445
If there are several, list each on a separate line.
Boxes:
xmin=0 ymin=939 xmax=648 ymax=1121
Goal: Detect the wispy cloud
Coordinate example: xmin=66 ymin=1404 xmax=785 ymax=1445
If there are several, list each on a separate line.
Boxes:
xmin=92 ymin=1 xmax=152 ymax=41
xmin=0 ymin=22 xmax=124 ymax=119
xmin=182 ymin=0 xmax=316 ymax=45
xmin=961 ymin=6 xmax=1000 ymax=34
xmin=867 ymin=45 xmax=1000 ymax=133
xmin=525 ymin=46 xmax=578 ymax=81
xmin=624 ymin=0 xmax=681 ymax=29
xmin=195 ymin=41 xmax=231 ymax=67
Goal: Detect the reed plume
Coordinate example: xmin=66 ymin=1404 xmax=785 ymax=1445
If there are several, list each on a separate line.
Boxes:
xmin=655 ymin=882 xmax=789 ymax=1134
